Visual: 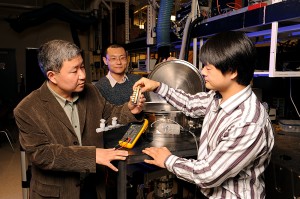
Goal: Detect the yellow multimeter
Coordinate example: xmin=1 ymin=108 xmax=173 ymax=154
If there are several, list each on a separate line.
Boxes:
xmin=118 ymin=119 xmax=148 ymax=149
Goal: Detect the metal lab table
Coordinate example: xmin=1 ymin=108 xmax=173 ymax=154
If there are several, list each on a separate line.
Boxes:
xmin=104 ymin=125 xmax=199 ymax=199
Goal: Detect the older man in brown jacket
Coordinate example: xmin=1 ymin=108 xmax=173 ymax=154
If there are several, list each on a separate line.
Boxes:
xmin=14 ymin=40 xmax=145 ymax=199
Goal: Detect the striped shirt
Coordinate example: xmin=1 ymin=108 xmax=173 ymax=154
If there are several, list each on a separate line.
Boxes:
xmin=156 ymin=83 xmax=274 ymax=199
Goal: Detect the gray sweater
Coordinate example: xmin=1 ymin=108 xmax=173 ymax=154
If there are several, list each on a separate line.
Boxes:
xmin=94 ymin=74 xmax=142 ymax=105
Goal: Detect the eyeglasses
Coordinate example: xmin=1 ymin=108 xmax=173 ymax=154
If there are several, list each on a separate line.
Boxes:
xmin=106 ymin=56 xmax=127 ymax=63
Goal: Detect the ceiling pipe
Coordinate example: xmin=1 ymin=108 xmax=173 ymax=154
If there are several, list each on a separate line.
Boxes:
xmin=91 ymin=0 xmax=113 ymax=43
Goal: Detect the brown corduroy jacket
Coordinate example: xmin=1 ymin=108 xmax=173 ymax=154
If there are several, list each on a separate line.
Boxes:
xmin=14 ymin=82 xmax=140 ymax=199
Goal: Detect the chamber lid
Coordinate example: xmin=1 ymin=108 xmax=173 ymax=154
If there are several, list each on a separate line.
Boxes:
xmin=146 ymin=59 xmax=205 ymax=103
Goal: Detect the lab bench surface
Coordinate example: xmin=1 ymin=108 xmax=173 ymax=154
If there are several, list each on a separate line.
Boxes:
xmin=103 ymin=125 xmax=199 ymax=199
xmin=103 ymin=123 xmax=300 ymax=199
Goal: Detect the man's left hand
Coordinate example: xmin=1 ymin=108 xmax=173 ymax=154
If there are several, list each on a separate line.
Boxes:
xmin=142 ymin=147 xmax=172 ymax=168
xmin=128 ymin=93 xmax=145 ymax=114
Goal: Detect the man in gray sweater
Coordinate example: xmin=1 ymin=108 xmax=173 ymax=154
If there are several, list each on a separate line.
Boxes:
xmin=95 ymin=44 xmax=141 ymax=105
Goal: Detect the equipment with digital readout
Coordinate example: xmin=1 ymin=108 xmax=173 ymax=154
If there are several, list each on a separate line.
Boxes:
xmin=118 ymin=119 xmax=148 ymax=149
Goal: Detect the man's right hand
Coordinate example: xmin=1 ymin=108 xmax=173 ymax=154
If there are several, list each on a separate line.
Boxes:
xmin=133 ymin=77 xmax=161 ymax=93
xmin=162 ymin=57 xmax=177 ymax=62
xmin=96 ymin=148 xmax=128 ymax=171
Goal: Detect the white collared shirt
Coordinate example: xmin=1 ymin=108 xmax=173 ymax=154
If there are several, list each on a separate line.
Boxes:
xmin=106 ymin=71 xmax=128 ymax=87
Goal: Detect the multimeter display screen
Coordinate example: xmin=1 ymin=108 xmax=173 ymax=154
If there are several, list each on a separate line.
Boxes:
xmin=125 ymin=124 xmax=143 ymax=143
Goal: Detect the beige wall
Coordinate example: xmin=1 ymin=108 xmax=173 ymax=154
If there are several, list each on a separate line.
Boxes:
xmin=0 ymin=9 xmax=93 ymax=85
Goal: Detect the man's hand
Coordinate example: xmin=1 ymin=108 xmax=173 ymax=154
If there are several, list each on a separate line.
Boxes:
xmin=128 ymin=92 xmax=145 ymax=114
xmin=96 ymin=148 xmax=128 ymax=171
xmin=142 ymin=147 xmax=172 ymax=168
xmin=133 ymin=77 xmax=161 ymax=93
xmin=162 ymin=57 xmax=177 ymax=62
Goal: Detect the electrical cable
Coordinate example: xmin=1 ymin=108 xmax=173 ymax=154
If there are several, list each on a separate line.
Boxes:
xmin=179 ymin=13 xmax=192 ymax=60
xmin=115 ymin=137 xmax=131 ymax=150
xmin=150 ymin=118 xmax=184 ymax=130
xmin=226 ymin=2 xmax=242 ymax=9
xmin=150 ymin=119 xmax=199 ymax=151
xmin=183 ymin=16 xmax=204 ymax=61
xmin=188 ymin=130 xmax=199 ymax=152
xmin=216 ymin=0 xmax=221 ymax=15
xmin=289 ymin=77 xmax=300 ymax=118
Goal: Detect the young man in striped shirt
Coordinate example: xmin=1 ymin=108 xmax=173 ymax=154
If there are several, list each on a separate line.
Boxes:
xmin=134 ymin=31 xmax=274 ymax=198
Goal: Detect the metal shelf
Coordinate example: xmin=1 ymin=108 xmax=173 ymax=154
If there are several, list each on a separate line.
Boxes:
xmin=191 ymin=0 xmax=300 ymax=77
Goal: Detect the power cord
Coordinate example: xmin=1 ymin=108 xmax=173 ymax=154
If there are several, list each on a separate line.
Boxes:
xmin=289 ymin=77 xmax=300 ymax=118
xmin=150 ymin=118 xmax=199 ymax=151
xmin=188 ymin=130 xmax=199 ymax=152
